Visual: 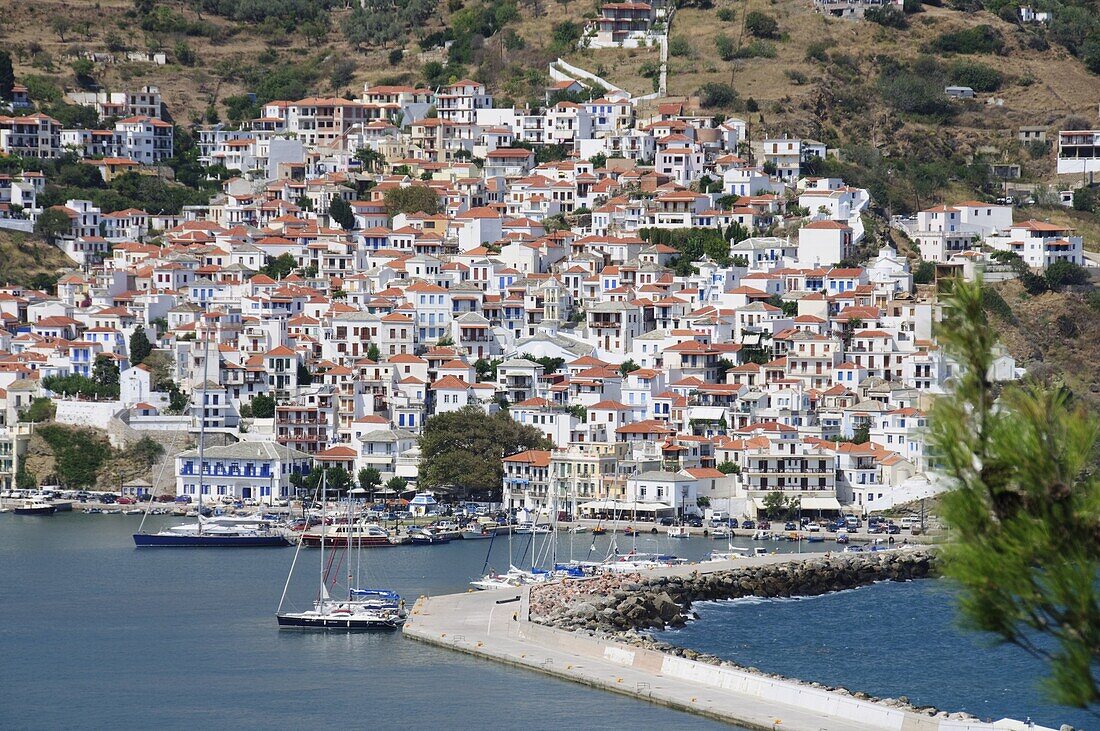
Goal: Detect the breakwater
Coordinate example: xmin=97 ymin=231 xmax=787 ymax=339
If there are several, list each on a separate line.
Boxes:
xmin=531 ymin=549 xmax=937 ymax=634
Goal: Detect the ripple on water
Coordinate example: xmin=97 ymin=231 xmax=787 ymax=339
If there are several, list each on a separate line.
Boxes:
xmin=654 ymin=578 xmax=1090 ymax=730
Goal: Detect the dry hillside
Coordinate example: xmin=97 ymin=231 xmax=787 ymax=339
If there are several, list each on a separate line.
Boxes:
xmin=987 ymin=279 xmax=1100 ymax=404
xmin=0 ymin=230 xmax=77 ymax=289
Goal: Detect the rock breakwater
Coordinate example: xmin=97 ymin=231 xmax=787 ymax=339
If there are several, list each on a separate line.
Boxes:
xmin=530 ymin=549 xmax=936 ymax=633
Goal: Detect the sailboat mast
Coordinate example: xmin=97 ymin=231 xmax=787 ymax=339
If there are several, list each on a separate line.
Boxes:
xmin=195 ymin=326 xmax=212 ymax=534
xmin=319 ymin=472 xmax=327 ymax=602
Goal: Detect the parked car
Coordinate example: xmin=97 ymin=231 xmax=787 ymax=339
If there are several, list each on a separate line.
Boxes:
xmin=741 ymin=519 xmax=756 ymax=530
xmin=784 ymin=521 xmax=796 ymax=531
xmin=116 ymin=497 xmax=136 ymax=505
xmin=886 ymin=524 xmax=901 ymax=535
xmin=659 ymin=516 xmax=676 ymax=526
xmin=686 ymin=517 xmax=703 ymax=528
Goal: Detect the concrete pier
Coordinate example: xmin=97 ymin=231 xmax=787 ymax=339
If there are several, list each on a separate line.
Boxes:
xmin=403 ymin=557 xmax=1051 ymax=731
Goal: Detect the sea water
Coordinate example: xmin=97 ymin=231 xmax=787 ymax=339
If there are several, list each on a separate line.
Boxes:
xmin=655 ymin=578 xmax=1092 ymax=729
xmin=0 ymin=513 xmax=795 ymax=730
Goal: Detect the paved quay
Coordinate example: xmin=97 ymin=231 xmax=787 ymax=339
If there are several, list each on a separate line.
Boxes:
xmin=403 ymin=554 xmax=1049 ymax=731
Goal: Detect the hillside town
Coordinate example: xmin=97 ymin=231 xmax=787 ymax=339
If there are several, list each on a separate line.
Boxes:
xmin=0 ymin=72 xmax=1092 ymax=522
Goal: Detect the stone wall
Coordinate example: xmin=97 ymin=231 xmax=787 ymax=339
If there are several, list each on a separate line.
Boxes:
xmin=531 ymin=549 xmax=936 ymax=633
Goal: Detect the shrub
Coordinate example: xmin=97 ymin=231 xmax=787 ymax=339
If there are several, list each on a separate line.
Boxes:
xmin=931 ymin=25 xmax=1004 ymax=55
xmin=1044 ymin=260 xmax=1090 ymax=290
xmin=174 ymin=40 xmax=196 ymax=66
xmin=732 ymin=40 xmax=777 ymax=59
xmin=1073 ymin=187 xmax=1099 ymax=213
xmin=805 ymin=41 xmax=831 ymax=62
xmin=1019 ymin=270 xmax=1049 ymax=295
xmin=903 ymin=0 xmax=922 ymax=12
xmin=948 ymin=60 xmax=1003 ymax=91
xmin=981 ymin=286 xmax=1014 ymax=320
xmin=785 ymin=69 xmax=808 ymax=84
xmin=668 ymin=36 xmax=691 ymax=56
xmin=388 ymin=49 xmax=404 ymax=66
xmin=878 ymin=71 xmax=954 ymax=118
xmin=698 ymin=82 xmax=738 ymax=108
xmin=913 ymin=260 xmax=935 ymax=284
xmin=715 ymin=34 xmax=736 ymax=61
xmin=865 ymin=6 xmax=908 ymax=28
xmin=716 ymin=7 xmax=735 ymax=21
xmin=745 ymin=11 xmax=779 ymax=38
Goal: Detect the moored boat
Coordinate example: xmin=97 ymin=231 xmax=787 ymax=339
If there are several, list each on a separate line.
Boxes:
xmin=300 ymin=522 xmax=392 ymax=548
xmin=408 ymin=528 xmax=451 ymax=545
xmin=277 ymin=480 xmax=405 ymax=631
xmin=13 ymin=499 xmax=56 ymax=516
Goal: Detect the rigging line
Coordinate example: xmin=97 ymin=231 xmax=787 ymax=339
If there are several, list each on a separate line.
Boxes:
xmin=136 ymin=414 xmax=184 ymax=534
xmin=277 ymin=469 xmax=325 ymax=613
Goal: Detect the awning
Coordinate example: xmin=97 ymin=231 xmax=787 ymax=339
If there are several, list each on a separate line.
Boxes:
xmin=800 ymin=496 xmax=843 ymax=511
xmin=750 ymin=495 xmax=842 ymax=512
xmin=578 ymin=499 xmax=675 ymax=513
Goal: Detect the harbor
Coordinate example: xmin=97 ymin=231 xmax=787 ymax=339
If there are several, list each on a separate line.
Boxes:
xmin=0 ymin=513 xmax=730 ymax=730
xmin=0 ymin=510 xmax=1082 ymax=730
xmin=404 ymin=553 xmax=1053 ymax=731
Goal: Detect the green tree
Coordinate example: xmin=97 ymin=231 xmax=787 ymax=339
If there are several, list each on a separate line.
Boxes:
xmin=19 ymin=397 xmax=55 ymax=423
xmin=325 ymin=466 xmax=353 ymax=496
xmin=357 ymin=466 xmax=382 ymax=493
xmin=36 ymin=424 xmax=111 ymax=488
xmin=129 ymin=325 xmax=152 ymax=365
xmin=619 ymin=359 xmax=641 ymax=377
xmin=355 ymin=147 xmax=386 ymax=173
xmin=520 ymin=354 xmax=564 ymax=374
xmin=474 ymin=357 xmax=502 ymax=381
xmin=328 ymin=195 xmax=355 ymax=230
xmin=930 ymin=279 xmax=1100 ymax=708
xmin=419 ymin=406 xmax=552 ymax=498
xmin=383 ymin=185 xmax=440 ymax=217
xmin=92 ymin=354 xmax=120 ymax=389
xmin=0 ymin=51 xmax=13 ymax=102
xmin=131 ymin=435 xmax=165 ymax=468
xmin=1044 ymin=260 xmax=1090 ymax=291
xmin=260 ymin=253 xmax=297 ymax=280
xmin=913 ymin=260 xmax=935 ymax=285
xmin=251 ymin=393 xmax=276 ymax=419
xmin=744 ymin=11 xmax=779 ymax=39
xmin=51 ymin=16 xmax=71 ymax=42
xmin=385 ymin=476 xmax=408 ymax=493
xmin=35 ymin=208 xmax=72 ymax=243
xmin=762 ymin=490 xmax=798 ymax=520
xmin=849 ymin=422 xmax=870 ymax=444
xmin=716 ymin=460 xmax=740 ymax=475
xmin=366 ymin=343 xmax=381 ymax=362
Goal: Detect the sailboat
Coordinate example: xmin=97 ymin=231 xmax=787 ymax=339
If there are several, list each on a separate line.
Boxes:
xmin=277 ymin=481 xmax=406 ymax=629
xmin=133 ymin=332 xmax=289 ymax=548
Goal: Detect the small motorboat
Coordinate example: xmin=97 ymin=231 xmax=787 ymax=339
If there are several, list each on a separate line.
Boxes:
xmin=14 ymin=499 xmax=56 ymax=516
xmin=667 ymin=525 xmax=690 ymax=539
xmin=712 ymin=527 xmax=731 ymax=540
xmin=591 ymin=526 xmax=606 ymax=536
xmin=408 ymin=529 xmax=451 ymax=545
xmin=569 ymin=525 xmax=588 ymax=534
xmin=461 ymin=527 xmax=494 ymax=540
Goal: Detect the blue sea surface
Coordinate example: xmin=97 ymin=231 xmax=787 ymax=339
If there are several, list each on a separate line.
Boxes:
xmin=655 ymin=578 xmax=1092 ymax=729
xmin=0 ymin=513 xmax=779 ymax=730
